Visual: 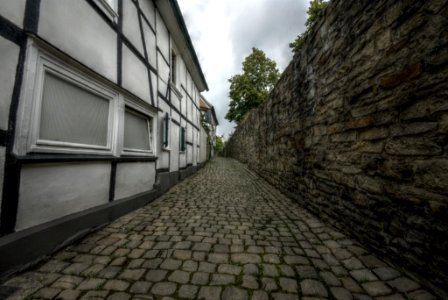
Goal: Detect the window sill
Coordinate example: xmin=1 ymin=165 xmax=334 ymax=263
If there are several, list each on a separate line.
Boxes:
xmin=170 ymin=84 xmax=182 ymax=99
xmin=162 ymin=147 xmax=171 ymax=152
xmin=16 ymin=153 xmax=158 ymax=163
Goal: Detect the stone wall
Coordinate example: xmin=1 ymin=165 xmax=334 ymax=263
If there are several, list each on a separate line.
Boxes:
xmin=225 ymin=0 xmax=448 ymax=294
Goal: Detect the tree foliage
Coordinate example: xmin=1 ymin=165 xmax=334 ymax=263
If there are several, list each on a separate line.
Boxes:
xmin=225 ymin=48 xmax=280 ymax=124
xmin=215 ymin=135 xmax=225 ymax=154
xmin=289 ymin=0 xmax=329 ymax=54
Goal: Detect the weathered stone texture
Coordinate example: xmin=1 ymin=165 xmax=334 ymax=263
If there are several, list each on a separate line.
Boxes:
xmin=225 ymin=0 xmax=448 ymax=294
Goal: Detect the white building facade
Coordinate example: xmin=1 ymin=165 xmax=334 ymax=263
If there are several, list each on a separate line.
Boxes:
xmin=0 ymin=0 xmax=209 ymax=280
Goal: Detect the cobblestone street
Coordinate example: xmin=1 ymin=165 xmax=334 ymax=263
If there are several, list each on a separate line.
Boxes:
xmin=2 ymin=158 xmax=437 ymax=300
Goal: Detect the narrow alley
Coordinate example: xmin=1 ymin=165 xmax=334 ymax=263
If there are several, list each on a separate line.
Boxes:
xmin=1 ymin=158 xmax=436 ymax=300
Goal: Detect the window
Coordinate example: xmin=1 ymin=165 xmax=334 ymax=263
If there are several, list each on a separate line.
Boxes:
xmin=16 ymin=41 xmax=158 ymax=157
xmin=171 ymin=51 xmax=177 ymax=85
xmin=162 ymin=112 xmax=170 ymax=149
xmin=39 ymin=73 xmax=110 ymax=147
xmin=180 ymin=127 xmax=186 ymax=152
xmin=93 ymin=0 xmax=118 ymax=22
xmin=123 ymin=108 xmax=152 ymax=153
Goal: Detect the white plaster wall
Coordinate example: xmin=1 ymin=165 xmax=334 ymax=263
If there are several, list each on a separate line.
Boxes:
xmin=16 ymin=163 xmax=111 ymax=231
xmin=139 ymin=0 xmax=155 ymax=30
xmin=39 ymin=0 xmax=117 ymax=82
xmin=187 ymin=144 xmax=193 ymax=165
xmin=114 ymin=162 xmax=155 ymax=200
xmin=0 ymin=37 xmax=20 ymax=130
xmin=150 ymin=70 xmax=157 ymax=103
xmin=0 ymin=0 xmax=26 ymax=28
xmin=187 ymin=124 xmax=193 ymax=142
xmin=122 ymin=45 xmax=151 ymax=103
xmin=123 ymin=0 xmax=144 ymax=56
xmin=170 ymin=123 xmax=179 ymax=171
xmin=179 ymin=58 xmax=186 ymax=88
xmin=158 ymin=56 xmax=169 ymax=83
xmin=171 ymin=90 xmax=181 ymax=112
xmin=200 ymin=126 xmax=208 ymax=163
xmin=158 ymin=78 xmax=168 ymax=96
xmin=156 ymin=11 xmax=169 ymax=61
xmin=0 ymin=147 xmax=5 ymax=221
xmin=143 ymin=22 xmax=157 ymax=68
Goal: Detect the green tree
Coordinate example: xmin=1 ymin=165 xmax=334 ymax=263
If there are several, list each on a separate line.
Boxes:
xmin=225 ymin=48 xmax=280 ymax=123
xmin=215 ymin=135 xmax=225 ymax=154
xmin=290 ymin=0 xmax=329 ymax=53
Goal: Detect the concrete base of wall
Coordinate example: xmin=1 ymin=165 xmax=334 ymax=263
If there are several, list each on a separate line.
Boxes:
xmin=0 ymin=163 xmax=205 ymax=283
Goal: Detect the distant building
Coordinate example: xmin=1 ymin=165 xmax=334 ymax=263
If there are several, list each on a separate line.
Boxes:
xmin=199 ymin=95 xmax=219 ymax=159
xmin=0 ymin=0 xmax=209 ymax=279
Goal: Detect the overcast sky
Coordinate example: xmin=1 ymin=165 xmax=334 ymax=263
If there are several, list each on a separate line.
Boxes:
xmin=177 ymin=0 xmax=309 ymax=139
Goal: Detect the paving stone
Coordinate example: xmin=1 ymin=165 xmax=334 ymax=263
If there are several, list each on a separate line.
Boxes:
xmin=199 ymin=262 xmax=216 ymax=273
xmin=39 ymin=260 xmax=70 ymax=273
xmin=191 ymin=272 xmax=209 ymax=285
xmin=173 ymin=250 xmax=192 ymax=260
xmin=231 ymin=253 xmax=261 ymax=264
xmin=319 ymin=271 xmax=341 ymax=286
xmin=107 ymin=292 xmax=131 ymax=300
xmin=372 ymin=267 xmax=401 ymax=281
xmin=222 ymin=286 xmax=248 ymax=300
xmin=77 ymin=278 xmax=105 ymax=290
xmin=271 ymin=293 xmax=298 ymax=300
xmin=103 ymin=279 xmax=129 ymax=291
xmin=63 ymin=263 xmax=90 ymax=275
xmin=119 ymin=269 xmax=145 ymax=281
xmin=362 ymin=281 xmax=392 ymax=296
xmin=243 ymin=264 xmax=259 ymax=275
xmin=98 ymin=266 xmax=121 ymax=279
xmin=130 ymin=281 xmax=152 ymax=294
xmin=143 ymin=258 xmax=163 ymax=269
xmin=150 ymin=282 xmax=177 ymax=296
xmin=160 ymin=259 xmax=182 ymax=270
xmin=350 ymin=269 xmax=378 ymax=282
xmin=296 ymin=265 xmax=318 ymax=278
xmin=178 ymin=284 xmax=199 ymax=299
xmin=260 ymin=277 xmax=277 ymax=291
xmin=81 ymin=290 xmax=109 ymax=299
xmin=198 ymin=286 xmax=222 ymax=300
xmin=218 ymin=264 xmax=242 ymax=275
xmin=51 ymin=275 xmax=83 ymax=289
xmin=341 ymin=277 xmax=363 ymax=293
xmin=33 ymin=287 xmax=61 ymax=299
xmin=210 ymin=274 xmax=235 ymax=285
xmin=284 ymin=255 xmax=309 ymax=265
xmin=182 ymin=260 xmax=198 ymax=272
xmin=242 ymin=275 xmax=259 ymax=289
xmin=279 ymin=277 xmax=298 ymax=293
xmin=251 ymin=290 xmax=269 ymax=300
xmin=193 ymin=242 xmax=212 ymax=251
xmin=342 ymin=258 xmax=364 ymax=270
xmin=146 ymin=269 xmax=168 ymax=282
xmin=279 ymin=265 xmax=295 ymax=277
xmin=168 ymin=270 xmax=190 ymax=284
xmin=208 ymin=253 xmax=229 ymax=264
xmin=301 ymin=279 xmax=328 ymax=297
xmin=331 ymin=287 xmax=353 ymax=300
xmin=387 ymin=277 xmax=420 ymax=292
xmin=263 ymin=254 xmax=280 ymax=264
xmin=408 ymin=289 xmax=437 ymax=300
xmin=55 ymin=289 xmax=82 ymax=300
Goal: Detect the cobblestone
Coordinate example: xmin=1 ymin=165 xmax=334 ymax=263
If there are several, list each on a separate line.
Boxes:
xmin=1 ymin=158 xmax=439 ymax=299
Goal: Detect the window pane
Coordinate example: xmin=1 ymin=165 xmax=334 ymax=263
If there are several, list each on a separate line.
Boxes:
xmin=40 ymin=72 xmax=109 ymax=146
xmin=124 ymin=109 xmax=151 ymax=151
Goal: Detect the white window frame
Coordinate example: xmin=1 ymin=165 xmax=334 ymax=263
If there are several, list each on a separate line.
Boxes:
xmin=15 ymin=42 xmax=119 ymax=156
xmin=121 ymin=96 xmax=157 ymax=156
xmin=93 ymin=0 xmax=118 ymax=23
